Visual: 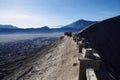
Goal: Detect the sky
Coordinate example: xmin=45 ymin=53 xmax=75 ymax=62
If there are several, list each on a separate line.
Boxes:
xmin=0 ymin=0 xmax=120 ymax=28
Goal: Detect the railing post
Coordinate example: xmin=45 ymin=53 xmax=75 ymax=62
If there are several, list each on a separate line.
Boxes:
xmin=78 ymin=41 xmax=82 ymax=53
xmin=84 ymin=48 xmax=93 ymax=58
xmin=79 ymin=60 xmax=86 ymax=80
xmin=78 ymin=41 xmax=86 ymax=53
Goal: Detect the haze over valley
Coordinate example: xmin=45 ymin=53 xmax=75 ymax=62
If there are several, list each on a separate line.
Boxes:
xmin=0 ymin=33 xmax=62 ymax=43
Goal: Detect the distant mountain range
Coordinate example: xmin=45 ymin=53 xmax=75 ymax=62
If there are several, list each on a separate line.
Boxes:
xmin=0 ymin=19 xmax=97 ymax=34
xmin=0 ymin=25 xmax=18 ymax=29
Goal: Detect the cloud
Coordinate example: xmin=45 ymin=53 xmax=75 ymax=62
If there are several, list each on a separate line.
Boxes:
xmin=1 ymin=14 xmax=34 ymax=19
xmin=0 ymin=10 xmax=71 ymax=28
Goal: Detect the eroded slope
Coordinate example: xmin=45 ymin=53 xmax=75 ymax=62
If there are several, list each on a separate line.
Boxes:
xmin=1 ymin=36 xmax=79 ymax=80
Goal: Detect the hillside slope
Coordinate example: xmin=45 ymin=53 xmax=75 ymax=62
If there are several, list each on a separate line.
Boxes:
xmin=0 ymin=37 xmax=79 ymax=80
xmin=78 ymin=15 xmax=120 ymax=80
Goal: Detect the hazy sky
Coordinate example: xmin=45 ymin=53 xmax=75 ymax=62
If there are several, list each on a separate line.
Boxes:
xmin=0 ymin=0 xmax=120 ymax=28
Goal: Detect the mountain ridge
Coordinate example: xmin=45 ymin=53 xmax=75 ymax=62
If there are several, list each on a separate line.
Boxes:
xmin=0 ymin=19 xmax=96 ymax=34
xmin=62 ymin=19 xmax=97 ymax=29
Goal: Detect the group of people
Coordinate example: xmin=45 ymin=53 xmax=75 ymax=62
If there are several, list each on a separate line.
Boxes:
xmin=64 ymin=32 xmax=72 ymax=37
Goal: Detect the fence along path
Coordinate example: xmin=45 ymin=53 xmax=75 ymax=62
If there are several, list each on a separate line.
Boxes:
xmin=73 ymin=34 xmax=101 ymax=80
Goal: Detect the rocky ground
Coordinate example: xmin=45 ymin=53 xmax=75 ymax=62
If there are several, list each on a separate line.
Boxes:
xmin=0 ymin=36 xmax=79 ymax=80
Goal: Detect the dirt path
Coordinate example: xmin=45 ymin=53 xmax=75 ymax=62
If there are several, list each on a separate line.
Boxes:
xmin=38 ymin=36 xmax=79 ymax=80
